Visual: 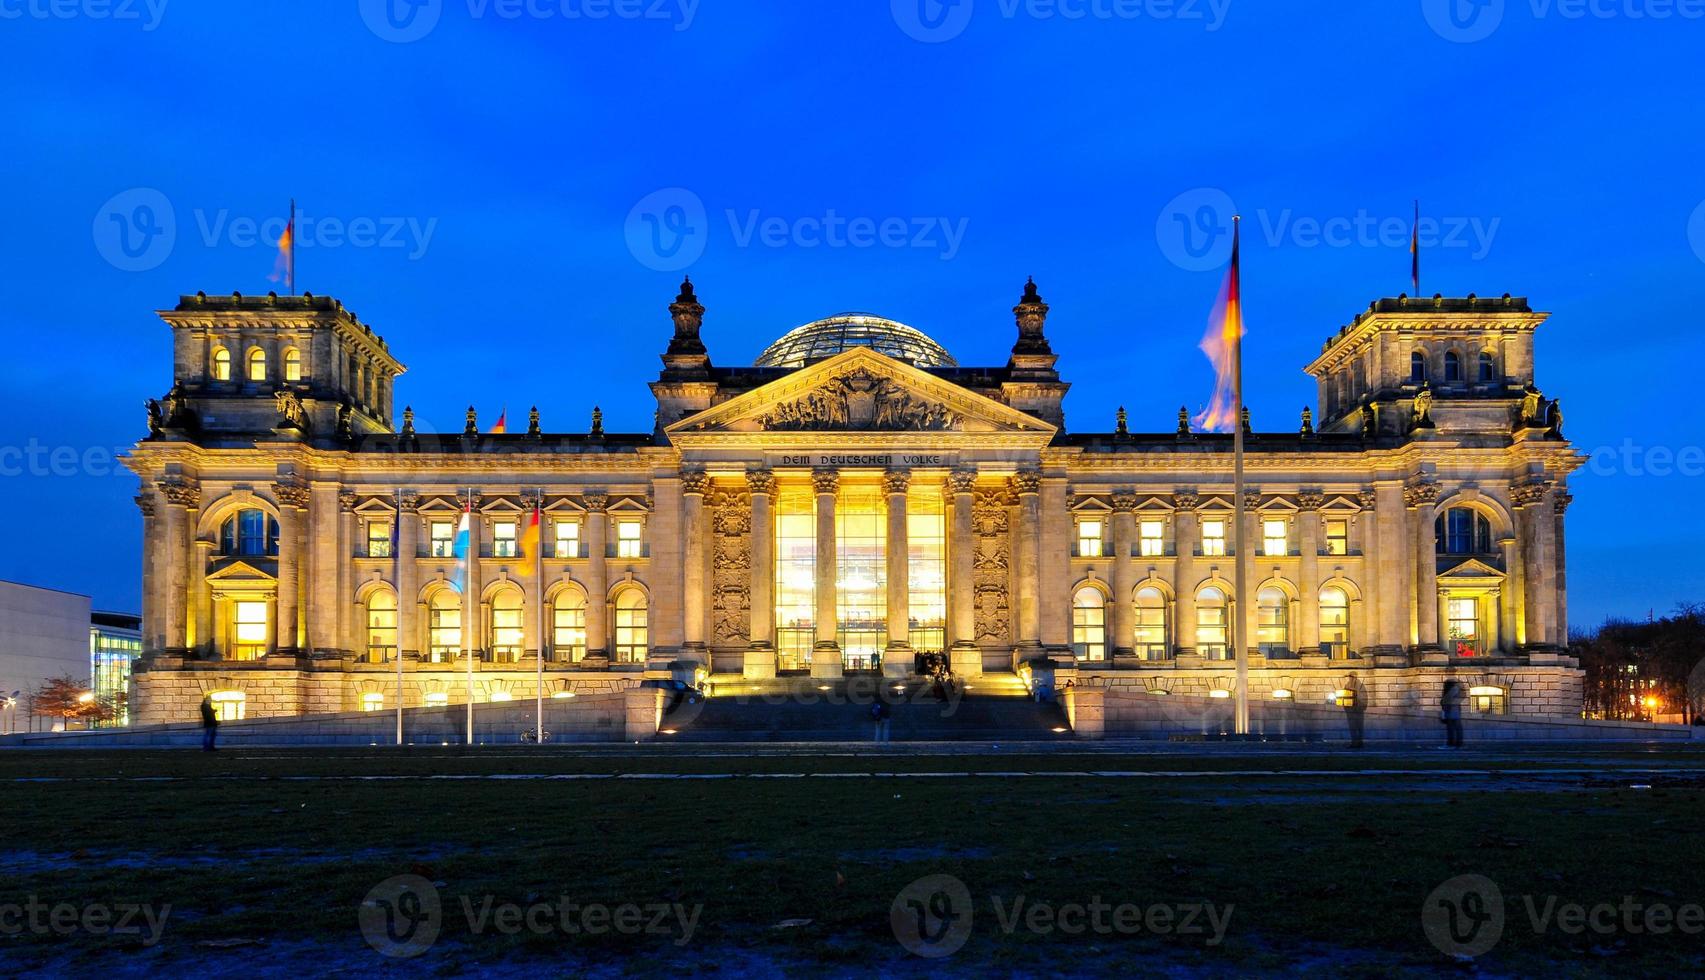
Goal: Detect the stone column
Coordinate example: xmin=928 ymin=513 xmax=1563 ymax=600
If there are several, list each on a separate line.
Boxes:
xmin=464 ymin=495 xmax=484 ymax=660
xmin=1513 ymin=481 xmax=1553 ymax=647
xmin=136 ymin=493 xmax=160 ymax=651
xmin=810 ymin=468 xmax=841 ymax=677
xmin=520 ymin=493 xmax=542 ymax=663
xmin=1553 ymin=488 xmax=1571 ymax=645
xmin=583 ymin=492 xmax=609 ymax=663
xmin=1039 ymin=476 xmax=1072 ymax=649
xmin=1500 ymin=532 xmax=1523 ymax=651
xmin=744 ymin=470 xmax=777 ymax=679
xmin=1173 ymin=491 xmax=1199 ymax=657
xmin=157 ymin=478 xmax=198 ymax=654
xmin=190 ymin=540 xmax=213 ymax=655
xmin=397 ymin=491 xmax=420 ymax=659
xmin=337 ymin=491 xmax=357 ymax=656
xmin=1357 ymin=488 xmax=1381 ymax=653
xmin=307 ymin=484 xmax=341 ymax=655
xmin=883 ymin=469 xmax=912 ymax=677
xmin=273 ymin=481 xmax=309 ymax=653
xmin=1297 ymin=491 xmax=1323 ymax=654
xmin=680 ymin=470 xmax=710 ymax=661
xmin=1240 ymin=489 xmax=1261 ymax=660
xmin=946 ymin=469 xmax=979 ymax=665
xmin=1109 ymin=491 xmax=1137 ymax=659
xmin=1375 ymin=483 xmax=1408 ymax=652
xmin=1408 ymin=480 xmax=1441 ymax=648
xmin=1010 ymin=470 xmax=1043 ymax=659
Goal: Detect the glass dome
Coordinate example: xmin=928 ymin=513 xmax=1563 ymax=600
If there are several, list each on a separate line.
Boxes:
xmin=754 ymin=313 xmax=957 ymax=369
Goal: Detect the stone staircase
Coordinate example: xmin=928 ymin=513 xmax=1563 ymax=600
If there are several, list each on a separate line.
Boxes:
xmin=662 ymin=674 xmax=1072 ymax=742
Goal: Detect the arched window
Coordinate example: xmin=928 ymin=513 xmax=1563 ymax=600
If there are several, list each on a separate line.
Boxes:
xmin=1478 ymin=351 xmax=1497 ymax=383
xmin=365 ymin=590 xmax=397 ymax=663
xmin=614 ymin=589 xmax=648 ymax=664
xmin=552 ymin=591 xmax=587 ymax=662
xmin=1071 ymin=587 xmax=1107 ymax=662
xmin=283 ymin=347 xmax=302 ymax=382
xmin=1444 ymin=350 xmax=1462 ymax=382
xmin=1256 ymin=587 xmax=1290 ymax=656
xmin=1134 ymin=586 xmax=1168 ymax=660
xmin=1410 ymin=351 xmax=1427 ymax=383
xmin=246 ymin=347 xmax=267 ymax=382
xmin=219 ymin=508 xmax=280 ymax=557
xmin=426 ymin=591 xmax=460 ymax=663
xmin=1319 ymin=586 xmax=1352 ymax=659
xmin=1196 ymin=586 xmax=1229 ymax=660
xmin=1434 ymin=507 xmax=1493 ymax=555
xmin=488 ymin=589 xmax=522 ymax=663
xmin=211 ymin=347 xmax=232 ymax=381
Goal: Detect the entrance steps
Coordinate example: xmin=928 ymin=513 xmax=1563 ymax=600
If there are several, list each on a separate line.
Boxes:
xmin=664 ymin=674 xmax=1071 ymax=742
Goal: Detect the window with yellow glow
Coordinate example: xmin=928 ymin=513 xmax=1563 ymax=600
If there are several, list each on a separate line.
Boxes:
xmin=837 ymin=486 xmax=886 ymax=669
xmin=361 ymin=692 xmax=385 ymax=712
xmin=1447 ymin=597 xmax=1480 ymax=655
xmin=774 ymin=491 xmax=816 ymax=671
xmin=1320 ymin=586 xmax=1351 ymax=658
xmin=367 ymin=520 xmax=393 ymax=558
xmin=211 ymin=346 xmax=231 ymax=381
xmin=1134 ymin=586 xmax=1167 ymax=659
xmin=1326 ymin=519 xmax=1349 ymax=556
xmin=209 ymin=690 xmax=246 ymax=721
xmin=1196 ymin=587 xmax=1228 ymax=659
xmin=429 ymin=520 xmax=454 ymax=557
xmin=232 ymin=600 xmax=268 ymax=660
xmin=424 ymin=691 xmax=449 ymax=707
xmin=1139 ymin=519 xmax=1165 ymax=557
xmin=1076 ymin=519 xmax=1105 ymax=557
xmin=246 ymin=347 xmax=267 ymax=382
xmin=1201 ymin=520 xmax=1227 ymax=556
xmin=1263 ymin=519 xmax=1288 ymax=557
xmin=907 ymin=489 xmax=947 ymax=655
xmin=554 ymin=518 xmax=581 ymax=558
xmin=1256 ymin=587 xmax=1289 ymax=655
xmin=614 ymin=589 xmax=648 ymax=663
xmin=492 ymin=521 xmax=518 ymax=558
xmin=552 ymin=592 xmax=587 ymax=662
xmin=489 ymin=590 xmax=522 ymax=662
xmin=1469 ymin=685 xmax=1507 ymax=714
xmin=1071 ymin=587 xmax=1107 ymax=661
xmin=427 ymin=591 xmax=460 ymax=663
xmin=365 ymin=590 xmax=397 ymax=663
xmin=283 ymin=347 xmax=302 ymax=382
xmin=616 ymin=520 xmax=644 ymax=558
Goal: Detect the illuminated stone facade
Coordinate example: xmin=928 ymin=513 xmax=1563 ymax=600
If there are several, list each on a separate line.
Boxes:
xmin=125 ymin=281 xmax=1584 ymax=725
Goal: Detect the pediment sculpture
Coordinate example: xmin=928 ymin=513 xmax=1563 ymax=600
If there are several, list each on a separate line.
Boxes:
xmin=756 ymin=369 xmax=958 ymax=432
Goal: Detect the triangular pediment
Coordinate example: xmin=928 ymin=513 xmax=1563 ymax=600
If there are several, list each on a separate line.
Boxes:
xmin=666 ymin=348 xmax=1054 ymax=447
xmin=1437 ymin=558 xmax=1506 ymax=583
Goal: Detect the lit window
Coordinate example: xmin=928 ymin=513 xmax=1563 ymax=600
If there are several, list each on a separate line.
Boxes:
xmin=554 ymin=518 xmax=581 ymax=559
xmin=1076 ymin=519 xmax=1105 ymax=558
xmin=209 ymin=690 xmax=246 ymax=721
xmin=1436 ymin=508 xmax=1493 ymax=555
xmin=246 ymin=347 xmax=267 ymax=382
xmin=1319 ymin=586 xmax=1351 ymax=659
xmin=212 ymin=347 xmax=232 ymax=381
xmin=1139 ymin=520 xmax=1165 ymax=557
xmin=774 ymin=496 xmax=816 ymax=671
xmin=1326 ymin=519 xmax=1349 ymax=556
xmin=1134 ymin=586 xmax=1167 ymax=660
xmin=1444 ymin=350 xmax=1462 ymax=382
xmin=1195 ymin=587 xmax=1228 ymax=659
xmin=1071 ymin=587 xmax=1106 ymax=661
xmin=907 ymin=493 xmax=948 ymax=656
xmin=427 ymin=591 xmax=460 ymax=663
xmin=552 ymin=592 xmax=587 ymax=662
xmin=489 ymin=590 xmax=522 ymax=662
xmin=365 ymin=590 xmax=397 ymax=663
xmin=492 ymin=521 xmax=518 ymax=558
xmin=424 ymin=691 xmax=449 ymax=707
xmin=836 ymin=487 xmax=886 ymax=669
xmin=1263 ymin=519 xmax=1288 ymax=557
xmin=232 ymin=601 xmax=268 ymax=660
xmin=1478 ymin=351 xmax=1497 ymax=383
xmin=429 ymin=520 xmax=454 ymax=558
xmin=1447 ymin=597 xmax=1481 ymax=656
xmin=1468 ymin=685 xmax=1507 ymax=714
xmin=283 ymin=347 xmax=302 ymax=382
xmin=616 ymin=520 xmax=644 ymax=558
xmin=361 ymin=692 xmax=385 ymax=712
xmin=614 ymin=589 xmax=648 ymax=663
xmin=220 ymin=508 xmax=279 ymax=557
xmin=367 ymin=520 xmax=393 ymax=558
xmin=1256 ymin=587 xmax=1289 ymax=655
xmin=1410 ymin=351 xmax=1427 ymax=383
xmin=488 ymin=691 xmax=514 ymax=703
xmin=1201 ymin=520 xmax=1227 ymax=557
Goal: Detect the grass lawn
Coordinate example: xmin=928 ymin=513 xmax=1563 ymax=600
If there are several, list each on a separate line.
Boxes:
xmin=1 ymin=745 xmax=1701 ymax=977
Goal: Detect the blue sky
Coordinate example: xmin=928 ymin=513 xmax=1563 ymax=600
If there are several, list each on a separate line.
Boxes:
xmin=1 ymin=0 xmax=1701 ymax=628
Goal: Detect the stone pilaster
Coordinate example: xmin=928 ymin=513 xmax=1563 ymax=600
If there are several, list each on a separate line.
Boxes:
xmin=397 ymin=491 xmax=420 ymax=659
xmin=273 ymin=480 xmax=309 ymax=652
xmin=1406 ymin=480 xmax=1441 ymax=648
xmin=744 ymin=470 xmax=777 ymax=679
xmin=583 ymin=491 xmax=609 ymax=663
xmin=135 ymin=492 xmax=160 ymax=651
xmin=156 ymin=477 xmax=198 ymax=654
xmin=337 ymin=490 xmax=357 ymax=656
xmin=190 ymin=538 xmax=213 ymax=655
xmin=883 ymin=469 xmax=912 ymax=677
xmin=1553 ymin=488 xmax=1571 ymax=644
xmin=1297 ymin=490 xmax=1323 ymax=653
xmin=810 ymin=468 xmax=841 ymax=677
xmin=1039 ymin=475 xmax=1071 ymax=649
xmin=1172 ymin=490 xmax=1200 ymax=657
xmin=680 ymin=469 xmax=709 ymax=661
xmin=1512 ymin=480 xmax=1554 ymax=647
xmin=1375 ymin=483 xmax=1408 ymax=651
xmin=1109 ymin=491 xmax=1137 ymax=658
xmin=463 ymin=493 xmax=484 ymax=660
xmin=946 ymin=468 xmax=980 ymax=673
xmin=1357 ymin=487 xmax=1381 ymax=651
xmin=1010 ymin=469 xmax=1043 ymax=658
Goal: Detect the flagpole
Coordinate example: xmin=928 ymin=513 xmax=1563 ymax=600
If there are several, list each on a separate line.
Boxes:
xmin=534 ymin=492 xmax=545 ymax=747
xmin=288 ymin=198 xmax=297 ymax=296
xmin=1412 ymin=200 xmax=1420 ymax=295
xmin=465 ymin=488 xmax=475 ymax=747
xmin=1230 ymin=215 xmax=1250 ymax=737
xmin=395 ymin=488 xmax=405 ymax=747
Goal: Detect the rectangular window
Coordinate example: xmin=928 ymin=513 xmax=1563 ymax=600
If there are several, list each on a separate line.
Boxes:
xmin=837 ymin=486 xmax=886 ymax=670
xmin=774 ymin=493 xmax=816 ymax=672
xmin=1076 ymin=519 xmax=1105 ymax=558
xmin=361 ymin=693 xmax=385 ymax=712
xmin=554 ymin=519 xmax=581 ymax=559
xmin=428 ymin=603 xmax=460 ymax=663
xmin=616 ymin=520 xmax=644 ymax=558
xmin=552 ymin=602 xmax=587 ymax=662
xmin=907 ymin=492 xmax=947 ymax=656
xmin=1447 ymin=597 xmax=1480 ymax=656
xmin=1201 ymin=519 xmax=1227 ymax=557
xmin=1196 ymin=605 xmax=1228 ymax=659
xmin=1139 ymin=519 xmax=1165 ymax=557
xmin=490 ymin=603 xmax=522 ymax=661
xmin=1326 ymin=519 xmax=1349 ymax=556
xmin=232 ymin=601 xmax=268 ymax=660
xmin=493 ymin=521 xmax=518 ymax=558
xmin=367 ymin=520 xmax=393 ymax=558
xmin=429 ymin=521 xmax=454 ymax=558
xmin=1263 ymin=519 xmax=1288 ymax=557
xmin=210 ymin=691 xmax=246 ymax=721
xmin=614 ymin=599 xmax=648 ymax=664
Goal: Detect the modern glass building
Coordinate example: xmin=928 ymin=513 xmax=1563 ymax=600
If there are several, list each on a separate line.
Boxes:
xmin=90 ymin=611 xmax=143 ymax=725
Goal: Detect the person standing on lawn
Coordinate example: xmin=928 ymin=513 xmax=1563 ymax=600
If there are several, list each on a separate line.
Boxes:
xmin=1440 ymin=680 xmax=1465 ymax=749
xmin=870 ymin=698 xmax=891 ymax=743
xmin=200 ymin=694 xmax=219 ymax=751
